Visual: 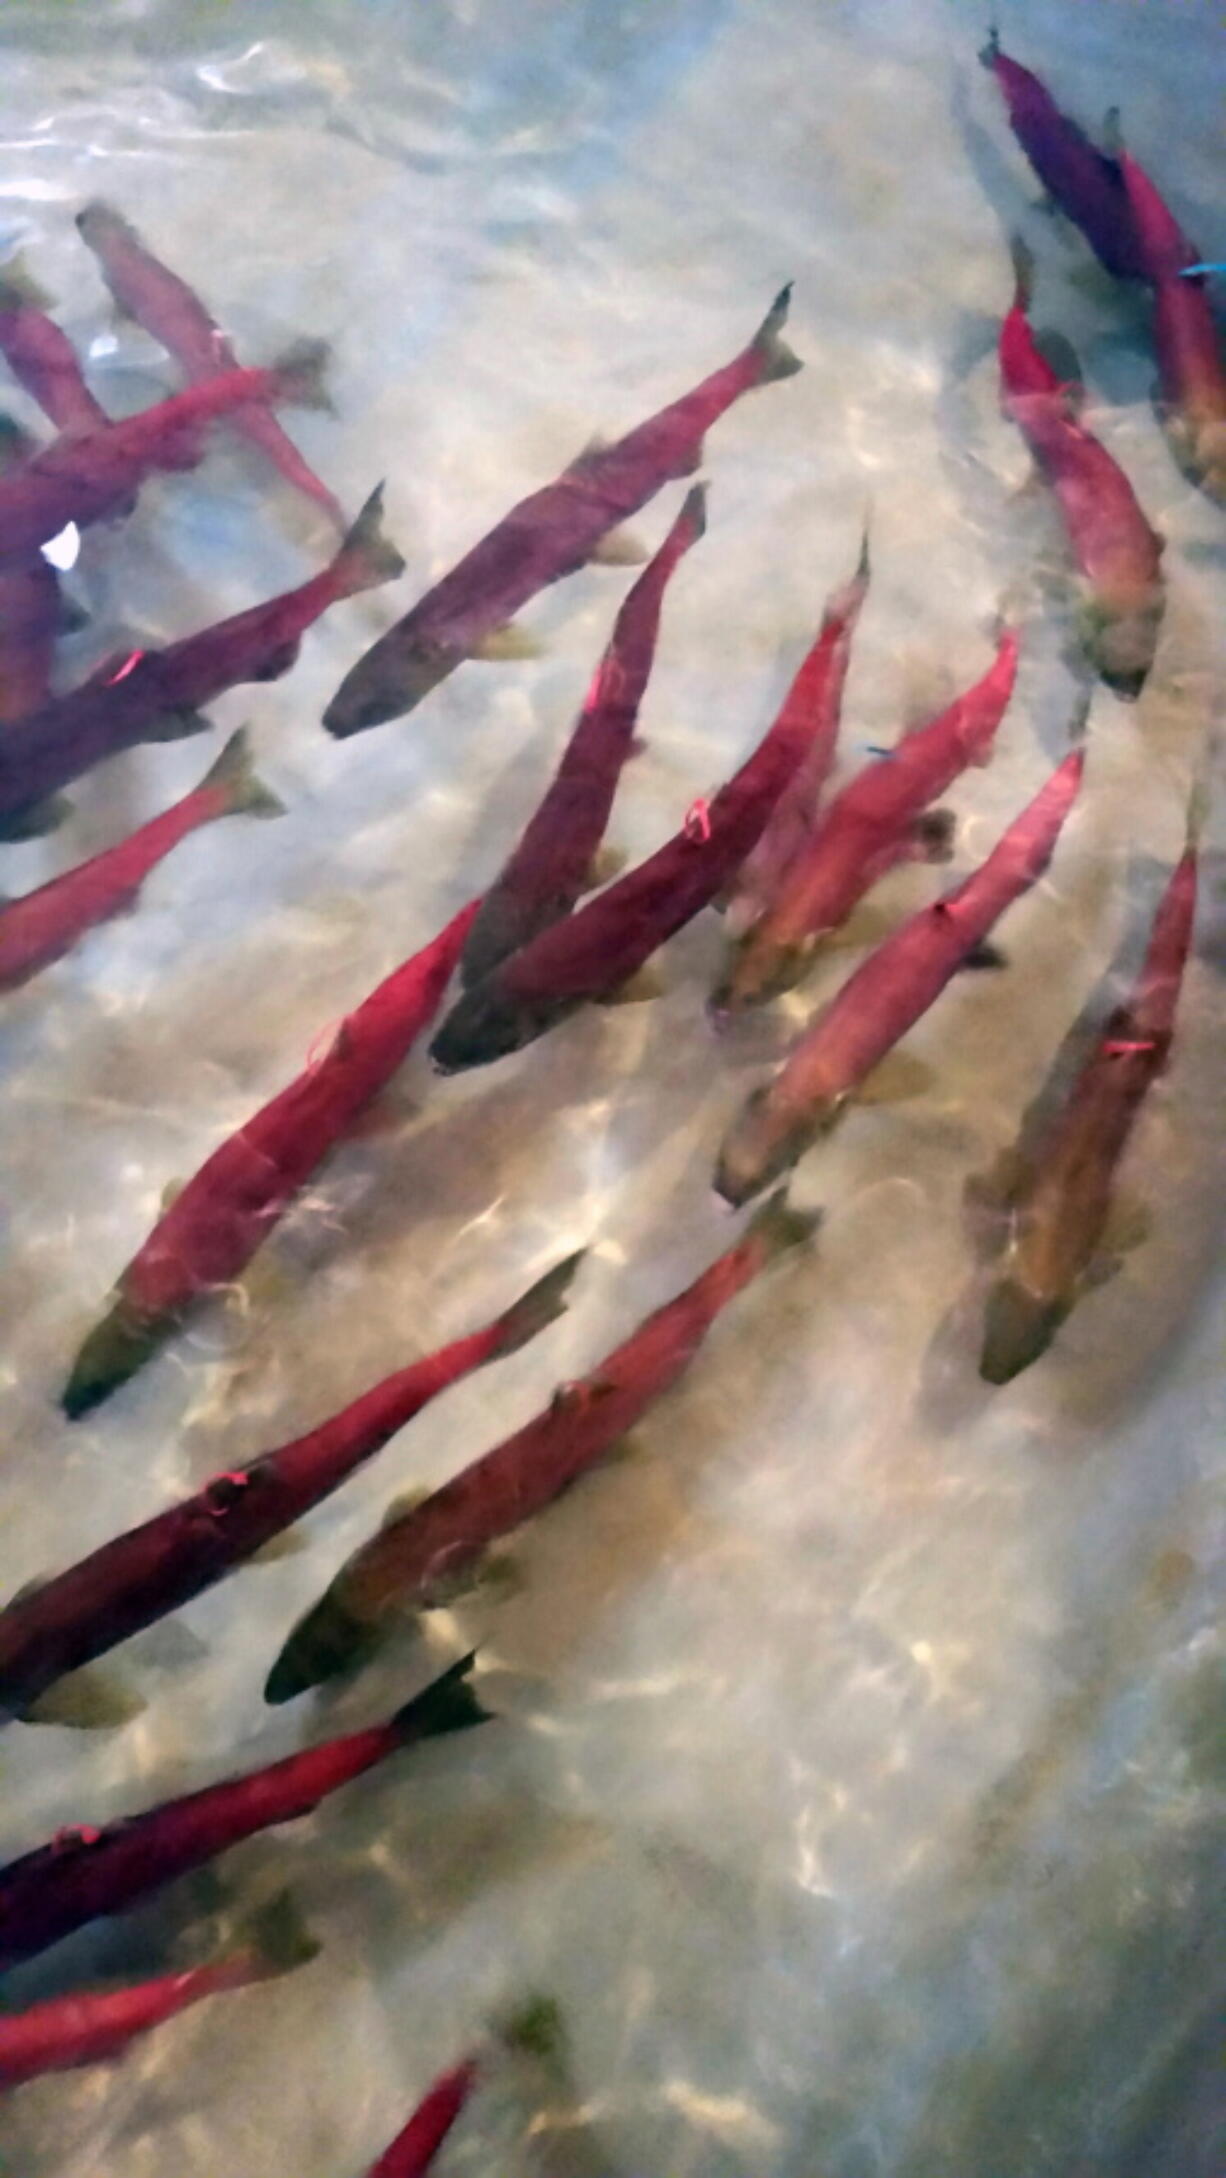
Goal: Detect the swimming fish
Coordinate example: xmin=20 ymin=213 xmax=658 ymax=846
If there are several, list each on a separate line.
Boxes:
xmin=3 ymin=1254 xmax=579 ymax=1723
xmin=61 ymin=897 xmax=478 ymax=1418
xmin=430 ymin=648 xmax=823 ymax=1073
xmin=368 ymin=2060 xmax=480 ymax=2177
xmin=0 ymin=414 xmax=60 ymax=729
xmin=715 ymin=746 xmax=1085 ymax=1205
xmin=0 ymin=269 xmax=110 ymax=435
xmin=979 ymin=32 xmax=1142 ymax=279
xmin=1001 ymin=242 xmax=1163 ymax=698
xmin=77 ymin=199 xmax=346 ymax=527
xmin=460 ymin=483 xmax=706 ymax=989
xmin=0 ymin=485 xmax=401 ymax=838
xmin=266 ymin=1189 xmax=816 ymax=1701
xmin=0 ymin=730 xmax=282 ymax=996
xmin=714 ymin=629 xmax=1019 ymax=1013
xmin=720 ymin=530 xmax=870 ymax=942
xmin=0 ymin=339 xmax=329 ymax=561
xmin=323 ymin=287 xmax=802 ymax=736
xmin=0 ymin=1656 xmax=486 ymax=1970
xmin=978 ymin=799 xmax=1199 ymax=1384
xmin=0 ymin=1889 xmax=317 ymax=2089
xmin=1117 ymin=145 xmax=1226 ymax=505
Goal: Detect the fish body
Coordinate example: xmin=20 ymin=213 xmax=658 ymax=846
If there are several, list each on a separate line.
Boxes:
xmin=0 ymin=342 xmax=328 ymax=562
xmin=77 ymin=201 xmax=345 ymax=527
xmin=1001 ymin=253 xmax=1163 ymax=698
xmin=1118 ymin=151 xmax=1226 ymax=505
xmin=461 ymin=485 xmax=706 ymax=988
xmin=61 ymin=898 xmax=478 ymax=1417
xmin=0 ymin=1890 xmax=316 ymax=2088
xmin=980 ymin=825 xmax=1197 ymax=1382
xmin=2 ymin=1256 xmax=578 ymax=1720
xmin=0 ymin=280 xmax=109 ymax=436
xmin=367 ymin=2060 xmax=479 ymax=2177
xmin=0 ymin=730 xmax=282 ymax=996
xmin=723 ymin=533 xmax=870 ymax=941
xmin=323 ymin=288 xmax=801 ymax=736
xmin=716 ymin=748 xmax=1085 ymax=1204
xmin=0 ymin=1658 xmax=485 ymax=1970
xmin=0 ymin=418 xmax=60 ymax=728
xmin=715 ymin=629 xmax=1018 ymax=1011
xmin=979 ymin=35 xmax=1142 ymax=278
xmin=266 ymin=1190 xmax=816 ymax=1700
xmin=431 ymin=642 xmax=822 ymax=1073
xmin=0 ymin=486 xmax=398 ymax=836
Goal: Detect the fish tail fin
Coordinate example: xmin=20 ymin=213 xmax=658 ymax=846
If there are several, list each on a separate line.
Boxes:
xmin=854 ymin=513 xmax=871 ymax=581
xmin=751 ymin=282 xmax=803 ymax=384
xmin=679 ymin=480 xmax=709 ymax=539
xmin=239 ymin=1888 xmax=321 ymax=1978
xmin=979 ymin=25 xmax=1000 ymax=68
xmin=198 ymin=728 xmax=285 ymax=819
xmin=0 ymin=793 xmax=72 ymax=843
xmin=0 ymin=251 xmax=53 ymax=311
xmin=270 ymin=337 xmax=334 ymax=414
xmin=393 ymin=1652 xmax=491 ymax=1743
xmin=331 ymin=484 xmax=407 ymax=596
xmin=496 ymin=1994 xmax=565 ymax=2062
xmin=61 ymin=1296 xmax=169 ymax=1419
xmin=746 ymin=1185 xmax=822 ymax=1263
xmin=1101 ymin=105 xmax=1124 ymax=160
xmin=491 ymin=1250 xmax=586 ymax=1359
xmin=1009 ymin=235 xmax=1035 ymax=309
xmin=1185 ymin=763 xmax=1210 ymax=849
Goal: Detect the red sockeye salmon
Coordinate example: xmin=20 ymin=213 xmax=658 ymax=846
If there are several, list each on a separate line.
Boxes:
xmin=979 ymin=33 xmax=1143 ymax=279
xmin=266 ymin=1190 xmax=816 ymax=1701
xmin=1117 ymin=147 xmax=1226 ymax=506
xmin=716 ymin=748 xmax=1085 ymax=1205
xmin=323 ymin=287 xmax=801 ymax=736
xmin=61 ymin=898 xmax=479 ymax=1417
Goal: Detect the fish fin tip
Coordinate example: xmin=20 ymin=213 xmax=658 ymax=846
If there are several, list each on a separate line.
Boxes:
xmin=588 ymin=525 xmax=650 ymax=567
xmin=395 ymin=1652 xmax=491 ymax=1741
xmin=680 ymin=479 xmax=709 ymax=533
xmin=1009 ymin=234 xmax=1035 ymax=306
xmin=0 ymin=793 xmax=72 ymax=842
xmin=494 ymin=1249 xmax=586 ymax=1356
xmin=199 ymin=728 xmax=285 ymax=819
xmin=147 ymin=707 xmax=212 ymax=745
xmin=271 ymin=336 xmax=333 ymax=413
xmin=334 ymin=482 xmax=406 ymax=593
xmin=858 ymin=1049 xmax=934 ymax=1105
xmin=248 ymin=1527 xmax=308 ymax=1567
xmin=581 ymin=842 xmax=628 ymax=891
xmin=240 ymin=1887 xmax=321 ymax=1976
xmin=959 ymin=939 xmax=1009 ymax=971
xmin=747 ymin=1186 xmax=822 ymax=1259
xmin=912 ymin=806 xmax=957 ymax=861
xmin=470 ymin=622 xmax=543 ymax=662
xmin=496 ymin=1994 xmax=565 ymax=2061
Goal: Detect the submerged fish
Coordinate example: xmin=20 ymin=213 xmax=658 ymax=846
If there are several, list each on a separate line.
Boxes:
xmin=0 ymin=414 xmax=60 ymax=730
xmin=0 ymin=1889 xmax=317 ymax=2089
xmin=324 ymin=287 xmax=802 ymax=736
xmin=722 ymin=530 xmax=871 ymax=942
xmin=77 ymin=200 xmax=345 ymax=527
xmin=4 ymin=1255 xmax=578 ymax=1724
xmin=978 ymin=803 xmax=1199 ymax=1383
xmin=460 ymin=484 xmax=706 ymax=989
xmin=0 ymin=485 xmax=401 ymax=838
xmin=979 ymin=32 xmax=1142 ymax=279
xmin=266 ymin=1189 xmax=816 ymax=1702
xmin=0 ymin=730 xmax=282 ymax=996
xmin=0 ymin=340 xmax=329 ymax=562
xmin=1117 ymin=146 xmax=1226 ymax=505
xmin=368 ymin=2059 xmax=480 ymax=2177
xmin=1001 ymin=243 xmax=1163 ymax=699
xmin=430 ymin=646 xmax=823 ymax=1073
xmin=62 ymin=898 xmax=478 ymax=1418
xmin=714 ymin=628 xmax=1019 ymax=1013
xmin=0 ymin=269 xmax=110 ymax=436
xmin=715 ymin=747 xmax=1085 ymax=1205
xmin=0 ymin=1656 xmax=485 ymax=1971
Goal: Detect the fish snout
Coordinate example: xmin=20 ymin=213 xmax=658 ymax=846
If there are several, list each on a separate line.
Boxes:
xmin=979 ymin=1278 xmax=1067 ymax=1385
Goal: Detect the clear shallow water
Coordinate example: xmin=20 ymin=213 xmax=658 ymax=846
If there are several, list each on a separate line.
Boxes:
xmin=1 ymin=2 xmax=1224 ymax=2174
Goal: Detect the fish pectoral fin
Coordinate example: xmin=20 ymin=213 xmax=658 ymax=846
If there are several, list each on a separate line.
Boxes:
xmin=380 ymin=1486 xmax=430 ymax=1530
xmin=823 ymin=902 xmax=893 ymax=953
xmin=589 ymin=526 xmax=650 ymax=567
xmin=347 ymin=1092 xmax=417 ymax=1142
xmin=23 ymin=1664 xmax=146 ymax=1730
xmin=857 ymin=1050 xmax=934 ymax=1106
xmin=0 ymin=793 xmax=72 ymax=842
xmin=1100 ymin=1195 xmax=1153 ymax=1260
xmin=1033 ymin=327 xmax=1085 ymax=412
xmin=1081 ymin=1251 xmax=1125 ymax=1295
xmin=570 ymin=431 xmax=612 ymax=470
xmin=470 ymin=622 xmax=544 ymax=663
xmin=474 ymin=1550 xmax=524 ymax=1598
xmin=160 ymin=1175 xmax=185 ymax=1213
xmin=599 ymin=964 xmax=665 ymax=1006
xmin=147 ymin=709 xmax=212 ymax=744
xmin=580 ymin=843 xmax=628 ymax=892
xmin=248 ymin=1527 xmax=308 ymax=1567
xmin=958 ymin=940 xmax=1008 ymax=972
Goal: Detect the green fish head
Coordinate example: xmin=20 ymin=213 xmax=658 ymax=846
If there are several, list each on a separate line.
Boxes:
xmin=61 ymin=1299 xmax=169 ymax=1419
xmin=979 ymin=1279 xmax=1069 ymax=1386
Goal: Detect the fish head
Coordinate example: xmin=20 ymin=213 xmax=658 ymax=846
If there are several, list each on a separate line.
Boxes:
xmin=264 ymin=1589 xmax=384 ymax=1704
xmin=1081 ymin=593 xmax=1163 ymax=702
xmin=710 ymin=935 xmax=811 ymax=1019
xmin=323 ymin=640 xmax=457 ymax=738
xmin=430 ymin=979 xmax=564 ymax=1073
xmin=979 ymin=1277 xmax=1069 ymax=1385
xmin=714 ymin=1083 xmax=826 ymax=1207
xmin=61 ymin=1298 xmax=169 ymax=1419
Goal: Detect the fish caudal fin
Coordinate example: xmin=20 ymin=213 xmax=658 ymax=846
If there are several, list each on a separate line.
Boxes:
xmin=331 ymin=484 xmax=407 ymax=596
xmin=199 ymin=728 xmax=286 ymax=819
xmin=61 ymin=1296 xmax=169 ymax=1419
xmin=270 ymin=337 xmax=333 ymax=413
xmin=393 ymin=1652 xmax=491 ymax=1742
xmin=0 ymin=252 xmax=53 ymax=310
xmin=747 ymin=1186 xmax=822 ymax=1261
xmin=492 ymin=1250 xmax=586 ymax=1358
xmin=239 ymin=1888 xmax=321 ymax=1978
xmin=751 ymin=282 xmax=803 ymax=384
xmin=497 ymin=1994 xmax=565 ymax=2062
xmin=0 ymin=793 xmax=72 ymax=843
xmin=1009 ymin=235 xmax=1036 ymax=309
